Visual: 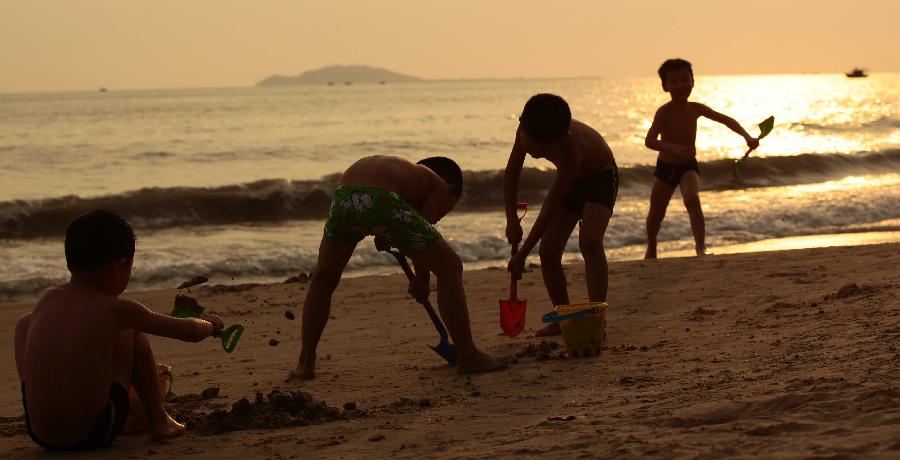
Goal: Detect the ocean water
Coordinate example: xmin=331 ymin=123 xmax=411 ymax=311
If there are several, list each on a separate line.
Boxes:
xmin=2 ymin=74 xmax=900 ymax=300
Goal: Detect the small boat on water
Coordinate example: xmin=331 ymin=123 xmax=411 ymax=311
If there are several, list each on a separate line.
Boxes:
xmin=845 ymin=67 xmax=868 ymax=78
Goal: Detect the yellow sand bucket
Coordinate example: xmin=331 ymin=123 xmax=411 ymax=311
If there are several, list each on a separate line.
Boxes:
xmin=542 ymin=302 xmax=607 ymax=357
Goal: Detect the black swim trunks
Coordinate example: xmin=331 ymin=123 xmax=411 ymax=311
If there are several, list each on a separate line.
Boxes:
xmin=22 ymin=382 xmax=130 ymax=451
xmin=654 ymin=158 xmax=700 ymax=188
xmin=560 ymin=163 xmax=619 ymax=217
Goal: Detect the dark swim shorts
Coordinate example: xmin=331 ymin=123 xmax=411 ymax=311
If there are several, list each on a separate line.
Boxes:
xmin=323 ymin=185 xmax=443 ymax=252
xmin=654 ymin=158 xmax=700 ymax=188
xmin=22 ymin=382 xmax=130 ymax=451
xmin=560 ymin=163 xmax=619 ymax=217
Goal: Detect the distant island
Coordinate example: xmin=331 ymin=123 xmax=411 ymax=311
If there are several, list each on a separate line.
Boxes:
xmin=256 ymin=65 xmax=422 ymax=86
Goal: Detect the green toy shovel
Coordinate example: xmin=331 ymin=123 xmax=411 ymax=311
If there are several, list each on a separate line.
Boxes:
xmin=171 ymin=295 xmax=244 ymax=353
xmin=733 ymin=116 xmax=775 ymax=179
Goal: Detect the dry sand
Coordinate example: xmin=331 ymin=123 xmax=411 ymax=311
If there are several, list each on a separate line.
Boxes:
xmin=1 ymin=243 xmax=898 ymax=459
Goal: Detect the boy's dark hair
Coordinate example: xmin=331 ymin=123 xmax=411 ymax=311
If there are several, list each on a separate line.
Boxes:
xmin=519 ymin=94 xmax=571 ymax=143
xmin=417 ymin=157 xmax=463 ymax=198
xmin=658 ymin=58 xmax=693 ymax=83
xmin=65 ymin=210 xmax=136 ymax=273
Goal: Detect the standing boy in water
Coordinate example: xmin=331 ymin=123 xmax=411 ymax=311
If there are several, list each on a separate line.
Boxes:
xmin=645 ymin=58 xmax=759 ymax=258
xmin=504 ymin=94 xmax=618 ymax=336
xmin=290 ymin=155 xmax=505 ymax=379
xmin=15 ymin=210 xmax=223 ymax=450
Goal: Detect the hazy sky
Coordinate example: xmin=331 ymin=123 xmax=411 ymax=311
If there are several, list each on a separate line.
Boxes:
xmin=1 ymin=0 xmax=898 ymax=93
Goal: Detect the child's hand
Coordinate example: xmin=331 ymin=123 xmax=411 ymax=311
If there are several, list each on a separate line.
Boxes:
xmin=506 ymin=220 xmax=523 ymax=246
xmin=408 ymin=275 xmax=430 ymax=304
xmin=199 ymin=312 xmax=225 ymax=333
xmin=746 ymin=137 xmax=760 ymax=151
xmin=507 ymin=252 xmax=526 ymax=280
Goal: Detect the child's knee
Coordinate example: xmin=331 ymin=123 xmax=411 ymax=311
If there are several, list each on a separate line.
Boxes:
xmin=312 ymin=266 xmax=343 ymax=288
xmin=15 ymin=313 xmax=31 ymax=344
xmin=647 ymin=206 xmax=667 ymax=221
xmin=14 ymin=314 xmax=32 ymax=380
xmin=432 ymin=252 xmax=463 ymax=278
xmin=579 ymin=236 xmax=604 ymax=255
xmin=682 ymin=193 xmax=701 ymax=210
xmin=538 ymin=244 xmax=563 ymax=263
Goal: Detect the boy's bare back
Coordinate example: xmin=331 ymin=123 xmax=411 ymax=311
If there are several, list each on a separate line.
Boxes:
xmin=23 ymin=286 xmax=131 ymax=442
xmin=20 ymin=285 xmax=210 ymax=445
xmin=339 ymin=155 xmax=449 ymax=209
xmin=338 ymin=155 xmax=459 ymax=225
xmin=563 ymin=120 xmax=616 ymax=176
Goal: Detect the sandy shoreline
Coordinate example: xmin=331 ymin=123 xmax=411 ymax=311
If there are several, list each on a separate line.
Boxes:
xmin=1 ymin=243 xmax=898 ymax=458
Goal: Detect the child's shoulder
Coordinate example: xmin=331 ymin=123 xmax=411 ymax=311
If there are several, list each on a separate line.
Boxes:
xmin=34 ymin=285 xmax=70 ymax=307
xmin=688 ymin=101 xmax=710 ymax=110
xmin=654 ymin=101 xmax=675 ymax=116
xmin=656 ymin=101 xmax=708 ymax=118
xmin=36 ymin=284 xmax=129 ymax=313
xmin=570 ymin=119 xmax=607 ymax=139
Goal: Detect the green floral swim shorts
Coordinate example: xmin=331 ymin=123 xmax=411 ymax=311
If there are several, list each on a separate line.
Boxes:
xmin=323 ymin=185 xmax=443 ymax=252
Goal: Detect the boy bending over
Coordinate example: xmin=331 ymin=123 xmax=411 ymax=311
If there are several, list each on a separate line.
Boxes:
xmin=291 ymin=155 xmax=505 ymax=379
xmin=504 ymin=94 xmax=618 ymax=336
xmin=15 ymin=210 xmax=223 ymax=450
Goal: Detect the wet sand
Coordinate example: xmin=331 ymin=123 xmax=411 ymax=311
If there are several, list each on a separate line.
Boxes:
xmin=1 ymin=243 xmax=898 ymax=459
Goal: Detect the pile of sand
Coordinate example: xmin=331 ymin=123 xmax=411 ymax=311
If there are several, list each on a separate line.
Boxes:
xmin=0 ymin=416 xmax=24 ymax=437
xmin=173 ymin=390 xmax=345 ymax=435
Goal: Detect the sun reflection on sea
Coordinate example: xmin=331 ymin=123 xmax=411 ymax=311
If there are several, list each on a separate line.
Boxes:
xmin=564 ymin=73 xmax=900 ymax=164
xmin=693 ymin=74 xmax=899 ymax=160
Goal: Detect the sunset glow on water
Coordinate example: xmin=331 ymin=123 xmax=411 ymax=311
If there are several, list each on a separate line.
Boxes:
xmin=1 ymin=74 xmax=899 ymax=299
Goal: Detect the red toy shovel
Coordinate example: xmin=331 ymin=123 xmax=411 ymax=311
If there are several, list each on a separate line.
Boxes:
xmin=500 ymin=202 xmax=528 ymax=337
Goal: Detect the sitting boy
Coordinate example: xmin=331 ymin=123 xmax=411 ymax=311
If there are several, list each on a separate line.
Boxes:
xmin=14 ymin=210 xmax=223 ymax=450
xmin=644 ymin=58 xmax=759 ymax=258
xmin=504 ymin=94 xmax=618 ymax=336
xmin=290 ymin=155 xmax=505 ymax=379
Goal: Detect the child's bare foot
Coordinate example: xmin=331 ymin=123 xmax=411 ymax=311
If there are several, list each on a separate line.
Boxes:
xmin=286 ymin=366 xmax=315 ymax=381
xmin=286 ymin=354 xmax=316 ymax=381
xmin=644 ymin=246 xmax=657 ymax=259
xmin=457 ymin=350 xmax=506 ymax=374
xmin=151 ymin=414 xmax=186 ymax=441
xmin=535 ymin=323 xmax=562 ymax=336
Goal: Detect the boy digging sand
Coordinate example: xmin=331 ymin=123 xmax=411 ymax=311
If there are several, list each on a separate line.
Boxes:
xmin=15 ymin=210 xmax=224 ymax=450
xmin=645 ymin=58 xmax=759 ymax=258
xmin=505 ymin=94 xmax=618 ymax=336
xmin=290 ymin=155 xmax=505 ymax=379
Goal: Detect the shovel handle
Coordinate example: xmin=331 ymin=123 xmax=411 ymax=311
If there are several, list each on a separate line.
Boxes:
xmin=509 ymin=202 xmax=528 ymax=293
xmin=384 ymin=250 xmax=449 ymax=341
xmin=388 ymin=250 xmax=416 ymax=282
xmin=213 ymin=324 xmax=244 ymax=353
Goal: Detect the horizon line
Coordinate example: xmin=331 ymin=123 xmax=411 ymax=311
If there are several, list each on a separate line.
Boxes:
xmin=2 ymin=70 xmax=896 ymax=96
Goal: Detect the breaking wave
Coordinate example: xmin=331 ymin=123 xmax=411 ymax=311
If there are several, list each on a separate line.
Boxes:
xmin=2 ymin=150 xmax=899 ymax=239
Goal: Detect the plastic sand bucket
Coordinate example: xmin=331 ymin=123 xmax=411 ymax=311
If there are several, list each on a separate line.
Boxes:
xmin=125 ymin=363 xmax=174 ymax=433
xmin=543 ymin=302 xmax=607 ymax=357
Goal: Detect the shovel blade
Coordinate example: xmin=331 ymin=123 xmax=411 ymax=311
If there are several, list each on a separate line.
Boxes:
xmin=499 ymin=298 xmax=527 ymax=337
xmin=430 ymin=341 xmax=458 ymax=366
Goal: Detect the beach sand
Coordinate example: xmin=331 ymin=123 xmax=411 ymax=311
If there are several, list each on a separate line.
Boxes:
xmin=1 ymin=243 xmax=898 ymax=459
